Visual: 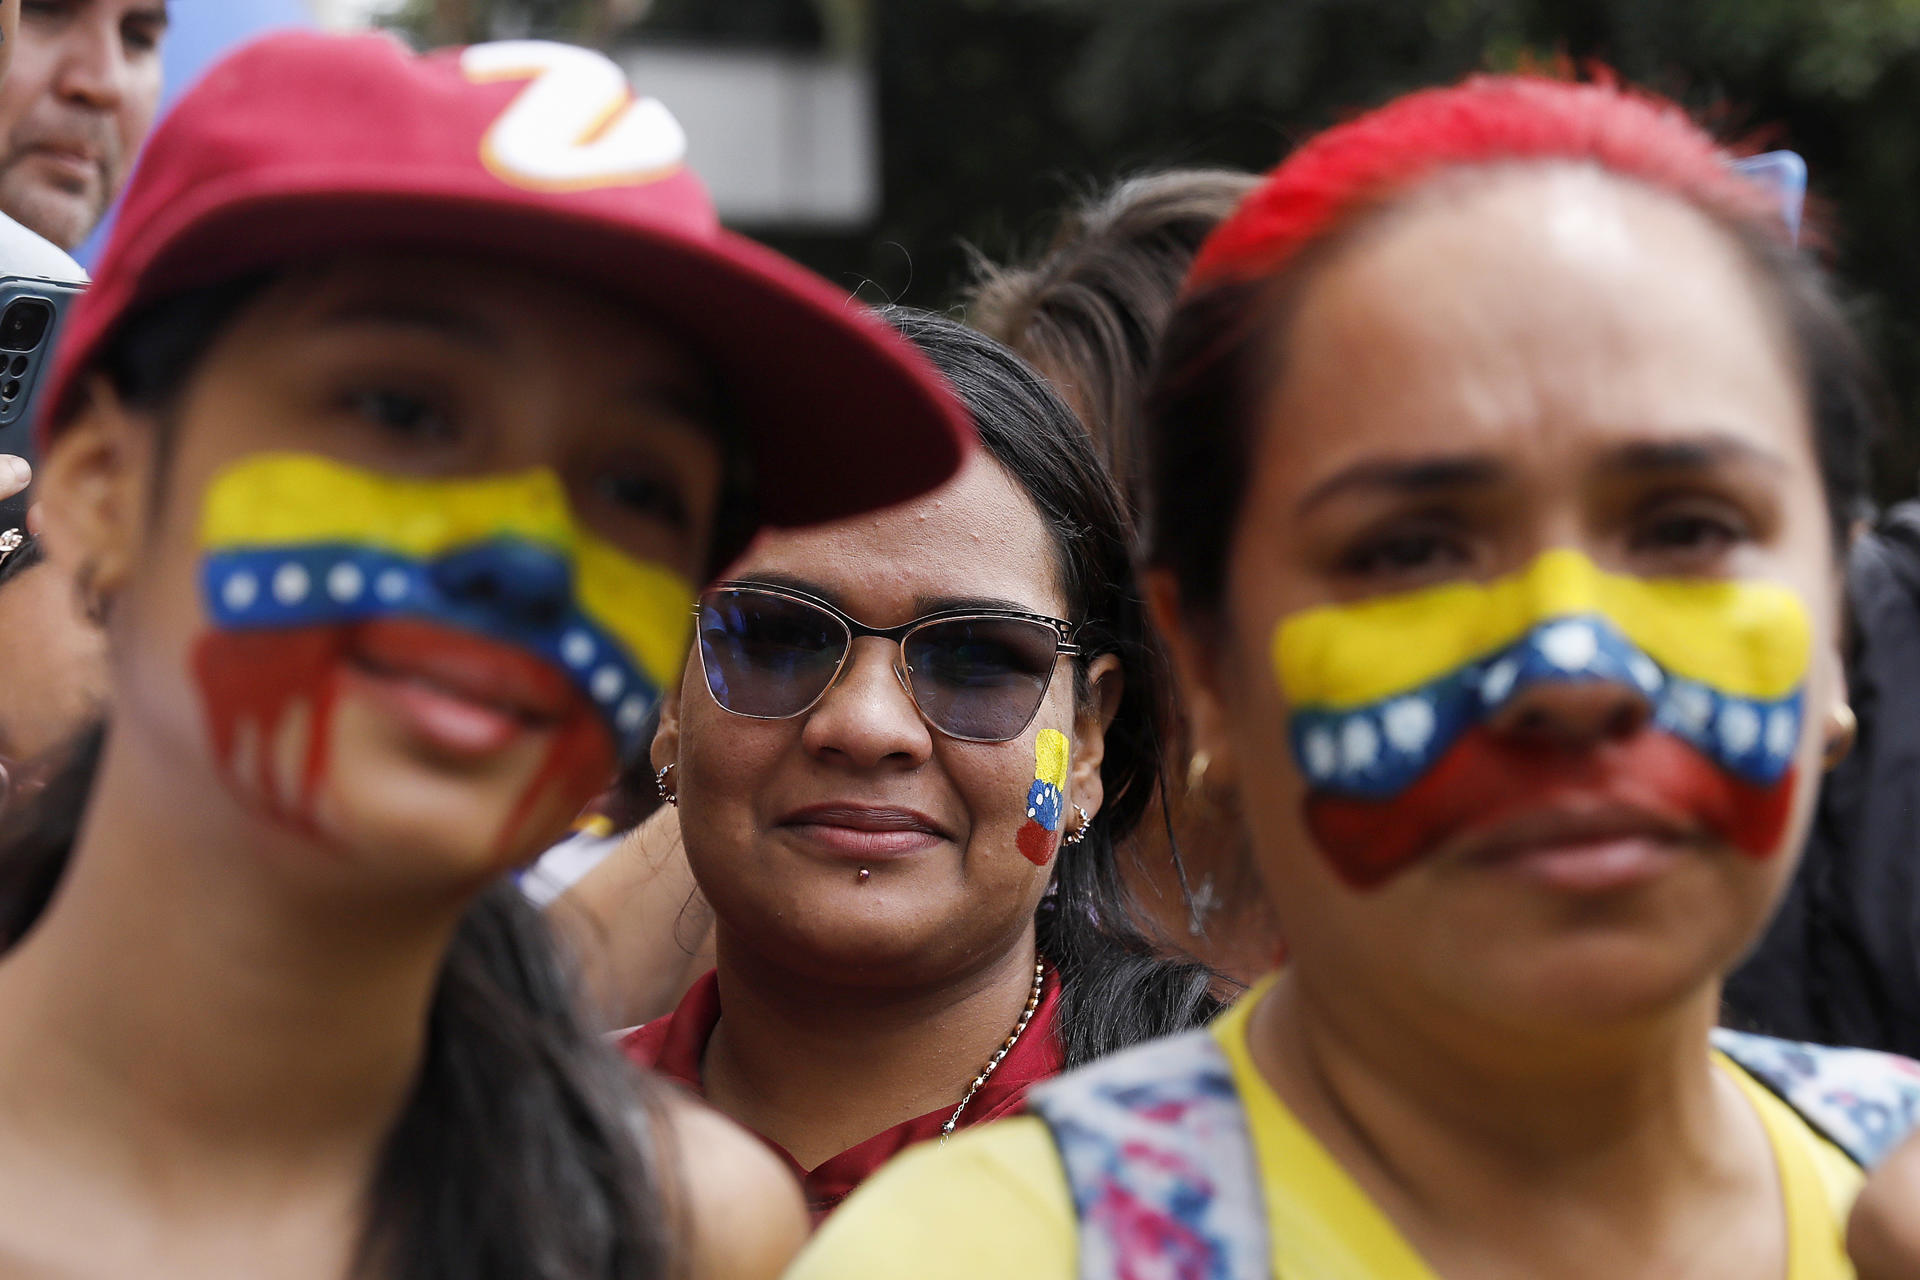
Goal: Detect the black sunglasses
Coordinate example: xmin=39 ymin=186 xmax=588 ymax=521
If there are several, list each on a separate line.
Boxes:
xmin=694 ymin=582 xmax=1081 ymax=744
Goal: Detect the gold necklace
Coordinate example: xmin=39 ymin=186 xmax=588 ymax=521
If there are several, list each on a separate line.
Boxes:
xmin=940 ymin=959 xmax=1046 ymax=1143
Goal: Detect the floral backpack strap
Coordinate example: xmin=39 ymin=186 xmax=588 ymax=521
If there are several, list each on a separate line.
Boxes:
xmin=1027 ymin=1029 xmax=1269 ymax=1280
xmin=1712 ymin=1027 xmax=1920 ymax=1167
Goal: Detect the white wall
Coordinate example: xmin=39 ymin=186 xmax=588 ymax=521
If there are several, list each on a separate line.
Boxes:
xmin=615 ymin=45 xmax=879 ymax=229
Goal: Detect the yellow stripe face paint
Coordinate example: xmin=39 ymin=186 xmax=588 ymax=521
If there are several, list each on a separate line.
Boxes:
xmin=1276 ymin=549 xmax=1809 ymax=710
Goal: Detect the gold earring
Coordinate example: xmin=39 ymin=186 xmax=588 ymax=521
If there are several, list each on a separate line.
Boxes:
xmin=1185 ymin=750 xmax=1212 ymax=797
xmin=1062 ymin=804 xmax=1091 ymax=847
xmin=1823 ymin=704 xmax=1858 ymax=772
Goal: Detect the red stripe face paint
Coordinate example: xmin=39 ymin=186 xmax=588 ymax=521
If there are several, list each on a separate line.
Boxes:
xmin=190 ymin=627 xmax=345 ymax=838
xmin=193 ymin=618 xmax=616 ymax=855
xmin=1304 ymin=725 xmax=1798 ymax=889
xmin=1273 ymin=551 xmax=1812 ymax=889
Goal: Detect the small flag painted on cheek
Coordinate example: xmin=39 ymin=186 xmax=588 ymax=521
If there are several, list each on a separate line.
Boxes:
xmin=1272 ymin=550 xmax=1812 ymax=889
xmin=1017 ymin=728 xmax=1070 ymax=866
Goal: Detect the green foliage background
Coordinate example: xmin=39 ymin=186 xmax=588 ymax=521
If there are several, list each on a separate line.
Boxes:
xmin=435 ymin=0 xmax=1920 ymax=500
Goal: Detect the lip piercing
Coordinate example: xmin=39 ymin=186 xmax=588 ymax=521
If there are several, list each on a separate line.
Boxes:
xmin=858 ymin=867 xmax=871 ymax=883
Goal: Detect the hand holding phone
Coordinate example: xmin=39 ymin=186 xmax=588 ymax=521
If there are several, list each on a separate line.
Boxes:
xmin=0 ymin=215 xmax=87 ymax=528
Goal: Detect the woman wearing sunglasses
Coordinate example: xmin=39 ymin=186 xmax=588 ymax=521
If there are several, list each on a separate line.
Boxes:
xmin=795 ymin=78 xmax=1920 ymax=1279
xmin=622 ymin=308 xmax=1218 ymax=1219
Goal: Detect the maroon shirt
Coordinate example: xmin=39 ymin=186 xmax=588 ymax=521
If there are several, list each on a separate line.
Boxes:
xmin=621 ymin=966 xmax=1065 ymax=1219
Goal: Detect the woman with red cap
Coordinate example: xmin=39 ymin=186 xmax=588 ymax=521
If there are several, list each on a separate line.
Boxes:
xmin=796 ymin=76 xmax=1920 ymax=1280
xmin=0 ymin=29 xmax=970 ymax=1280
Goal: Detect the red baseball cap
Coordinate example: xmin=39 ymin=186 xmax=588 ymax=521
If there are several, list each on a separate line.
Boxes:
xmin=42 ymin=31 xmax=972 ymax=529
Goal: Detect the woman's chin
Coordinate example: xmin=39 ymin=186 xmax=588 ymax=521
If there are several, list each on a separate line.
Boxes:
xmin=1447 ymin=930 xmax=1741 ymax=1034
xmin=295 ymin=751 xmax=576 ymax=886
xmin=724 ymin=887 xmax=1014 ymax=985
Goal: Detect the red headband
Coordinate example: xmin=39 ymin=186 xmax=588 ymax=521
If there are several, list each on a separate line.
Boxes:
xmin=1188 ymin=74 xmax=1778 ymax=291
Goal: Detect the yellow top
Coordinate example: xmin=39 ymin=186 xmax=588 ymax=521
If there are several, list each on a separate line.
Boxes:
xmin=789 ymin=989 xmax=1863 ymax=1279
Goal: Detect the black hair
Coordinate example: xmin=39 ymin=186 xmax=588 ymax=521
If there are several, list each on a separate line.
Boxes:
xmin=1144 ymin=194 xmax=1883 ymax=622
xmin=0 ymin=279 xmax=684 ymax=1279
xmin=876 ymin=307 xmax=1220 ymax=1067
xmin=967 ymin=168 xmax=1260 ymax=522
xmin=966 ymin=170 xmax=1275 ymax=977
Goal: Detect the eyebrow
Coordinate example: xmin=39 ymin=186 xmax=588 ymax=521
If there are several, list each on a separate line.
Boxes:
xmin=1598 ymin=434 xmax=1789 ymax=477
xmin=1296 ymin=454 xmax=1507 ymax=515
xmin=309 ymin=298 xmax=497 ymax=351
xmin=629 ymin=376 xmax=715 ymax=428
xmin=729 ymin=574 xmax=1049 ymax=620
xmin=911 ymin=593 xmax=1052 ymax=617
xmin=1295 ymin=432 xmax=1789 ymax=515
xmin=730 ymin=571 xmax=842 ymax=609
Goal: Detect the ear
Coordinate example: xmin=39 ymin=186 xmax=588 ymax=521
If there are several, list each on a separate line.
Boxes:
xmin=649 ymin=666 xmax=687 ymax=773
xmin=35 ymin=376 xmax=155 ymax=609
xmin=1067 ymin=652 xmax=1122 ymax=820
xmin=1144 ymin=568 xmax=1237 ymax=795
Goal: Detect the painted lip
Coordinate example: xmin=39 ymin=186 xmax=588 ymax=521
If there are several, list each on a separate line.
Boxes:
xmin=347 ymin=618 xmax=581 ymax=726
xmin=1443 ymin=796 xmax=1701 ymax=892
xmin=775 ymin=803 xmax=952 ymax=859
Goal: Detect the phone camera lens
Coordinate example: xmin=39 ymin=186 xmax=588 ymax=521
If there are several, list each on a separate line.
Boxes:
xmin=0 ymin=300 xmax=50 ymax=351
xmin=8 ymin=357 xmax=25 ymax=376
xmin=3 ymin=381 xmax=21 ymax=400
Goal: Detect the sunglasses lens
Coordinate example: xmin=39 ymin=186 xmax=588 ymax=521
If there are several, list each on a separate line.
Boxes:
xmin=904 ymin=617 xmax=1060 ymax=742
xmin=697 ymin=589 xmax=848 ymax=719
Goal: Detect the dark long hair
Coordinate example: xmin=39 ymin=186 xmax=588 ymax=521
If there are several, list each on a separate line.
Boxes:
xmin=966 ymin=168 xmax=1259 ymax=521
xmin=0 ymin=280 xmax=680 ymax=1280
xmin=878 ymin=307 xmax=1220 ymax=1067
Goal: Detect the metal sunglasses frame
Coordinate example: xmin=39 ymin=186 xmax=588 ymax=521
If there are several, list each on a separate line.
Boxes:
xmin=693 ymin=580 xmax=1083 ymax=743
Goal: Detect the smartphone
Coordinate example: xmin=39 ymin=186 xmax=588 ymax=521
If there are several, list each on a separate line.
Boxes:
xmin=0 ymin=214 xmax=87 ymax=530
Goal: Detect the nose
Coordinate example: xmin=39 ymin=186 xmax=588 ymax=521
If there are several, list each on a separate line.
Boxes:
xmin=1487 ymin=677 xmax=1652 ymax=747
xmin=430 ymin=540 xmax=573 ymax=632
xmin=1480 ymin=618 xmax=1655 ymax=749
xmin=799 ymin=636 xmax=934 ymax=769
xmin=55 ymin=18 xmax=131 ymax=110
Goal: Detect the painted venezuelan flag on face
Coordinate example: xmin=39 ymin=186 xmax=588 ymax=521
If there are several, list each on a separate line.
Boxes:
xmin=196 ymin=452 xmax=694 ymax=760
xmin=1017 ymin=728 xmax=1071 ymax=866
xmin=1272 ymin=549 xmax=1811 ymax=888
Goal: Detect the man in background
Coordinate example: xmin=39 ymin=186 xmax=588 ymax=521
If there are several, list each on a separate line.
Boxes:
xmin=0 ymin=0 xmax=161 ymax=805
xmin=0 ymin=0 xmax=163 ymax=561
xmin=0 ymin=0 xmax=164 ymax=250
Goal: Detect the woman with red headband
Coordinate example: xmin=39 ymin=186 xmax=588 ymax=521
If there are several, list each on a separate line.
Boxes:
xmin=795 ymin=75 xmax=1920 ymax=1279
